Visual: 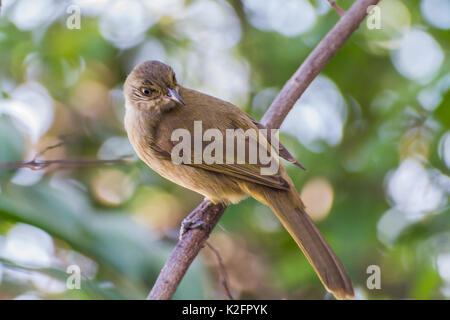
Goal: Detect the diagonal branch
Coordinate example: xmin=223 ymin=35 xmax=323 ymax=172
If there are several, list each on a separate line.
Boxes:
xmin=261 ymin=0 xmax=379 ymax=129
xmin=147 ymin=0 xmax=381 ymax=300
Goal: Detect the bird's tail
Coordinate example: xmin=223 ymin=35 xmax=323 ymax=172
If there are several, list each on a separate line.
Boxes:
xmin=252 ymin=187 xmax=354 ymax=299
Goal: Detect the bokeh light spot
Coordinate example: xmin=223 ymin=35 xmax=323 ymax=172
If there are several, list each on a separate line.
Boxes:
xmin=281 ymin=76 xmax=346 ymax=152
xmin=391 ymin=29 xmax=443 ymax=83
xmin=300 ymin=177 xmax=334 ymax=222
xmin=438 ymin=131 xmax=450 ymax=169
xmin=421 ymin=0 xmax=450 ymax=30
xmin=91 ymin=169 xmax=136 ymax=206
xmin=243 ymin=0 xmax=316 ymax=37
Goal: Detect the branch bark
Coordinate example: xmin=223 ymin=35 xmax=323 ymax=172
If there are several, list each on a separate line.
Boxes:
xmin=147 ymin=0 xmax=381 ymax=300
xmin=147 ymin=201 xmax=227 ymax=300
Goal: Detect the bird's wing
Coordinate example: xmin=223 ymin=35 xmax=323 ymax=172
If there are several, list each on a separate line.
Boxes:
xmin=150 ymin=91 xmax=291 ymax=190
xmin=150 ymin=131 xmax=290 ymax=191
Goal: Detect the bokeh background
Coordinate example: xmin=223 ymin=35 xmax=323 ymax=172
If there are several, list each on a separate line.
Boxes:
xmin=0 ymin=0 xmax=449 ymax=300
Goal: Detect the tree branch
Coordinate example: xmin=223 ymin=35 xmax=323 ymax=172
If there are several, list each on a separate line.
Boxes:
xmin=261 ymin=0 xmax=379 ymax=128
xmin=147 ymin=0 xmax=380 ymax=300
xmin=147 ymin=201 xmax=227 ymax=300
xmin=0 ymin=139 xmax=132 ymax=171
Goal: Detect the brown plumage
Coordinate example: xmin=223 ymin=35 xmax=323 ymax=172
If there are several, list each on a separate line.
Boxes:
xmin=123 ymin=60 xmax=354 ymax=299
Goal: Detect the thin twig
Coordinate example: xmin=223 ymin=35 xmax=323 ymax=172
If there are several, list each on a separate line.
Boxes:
xmin=147 ymin=0 xmax=381 ymax=300
xmin=35 ymin=140 xmax=65 ymax=158
xmin=0 ymin=136 xmax=132 ymax=171
xmin=205 ymin=242 xmax=234 ymax=300
xmin=327 ymin=0 xmax=346 ymax=17
xmin=0 ymin=158 xmax=130 ymax=171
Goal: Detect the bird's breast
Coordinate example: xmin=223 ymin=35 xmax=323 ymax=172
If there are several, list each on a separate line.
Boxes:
xmin=124 ymin=104 xmax=156 ymax=162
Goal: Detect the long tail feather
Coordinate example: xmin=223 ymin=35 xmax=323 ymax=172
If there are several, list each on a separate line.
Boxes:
xmin=258 ymin=189 xmax=354 ymax=299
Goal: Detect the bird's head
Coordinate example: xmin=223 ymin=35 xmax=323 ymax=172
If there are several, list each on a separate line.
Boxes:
xmin=124 ymin=60 xmax=185 ymax=111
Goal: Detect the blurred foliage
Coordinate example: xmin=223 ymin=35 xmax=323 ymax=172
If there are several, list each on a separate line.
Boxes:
xmin=0 ymin=0 xmax=449 ymax=300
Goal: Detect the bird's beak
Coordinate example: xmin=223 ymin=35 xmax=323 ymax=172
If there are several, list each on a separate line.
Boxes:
xmin=167 ymin=88 xmax=186 ymax=106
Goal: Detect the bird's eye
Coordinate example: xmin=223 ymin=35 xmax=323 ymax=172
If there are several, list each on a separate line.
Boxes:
xmin=141 ymin=88 xmax=152 ymax=96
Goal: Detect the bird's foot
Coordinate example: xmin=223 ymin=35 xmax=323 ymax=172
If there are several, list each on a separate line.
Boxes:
xmin=179 ymin=218 xmax=211 ymax=241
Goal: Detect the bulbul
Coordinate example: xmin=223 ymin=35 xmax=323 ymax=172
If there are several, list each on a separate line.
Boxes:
xmin=123 ymin=60 xmax=354 ymax=299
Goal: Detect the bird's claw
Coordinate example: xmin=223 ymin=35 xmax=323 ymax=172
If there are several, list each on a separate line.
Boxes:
xmin=179 ymin=219 xmax=211 ymax=241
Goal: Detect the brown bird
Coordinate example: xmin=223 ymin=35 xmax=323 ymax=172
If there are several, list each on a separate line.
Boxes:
xmin=123 ymin=60 xmax=354 ymax=299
